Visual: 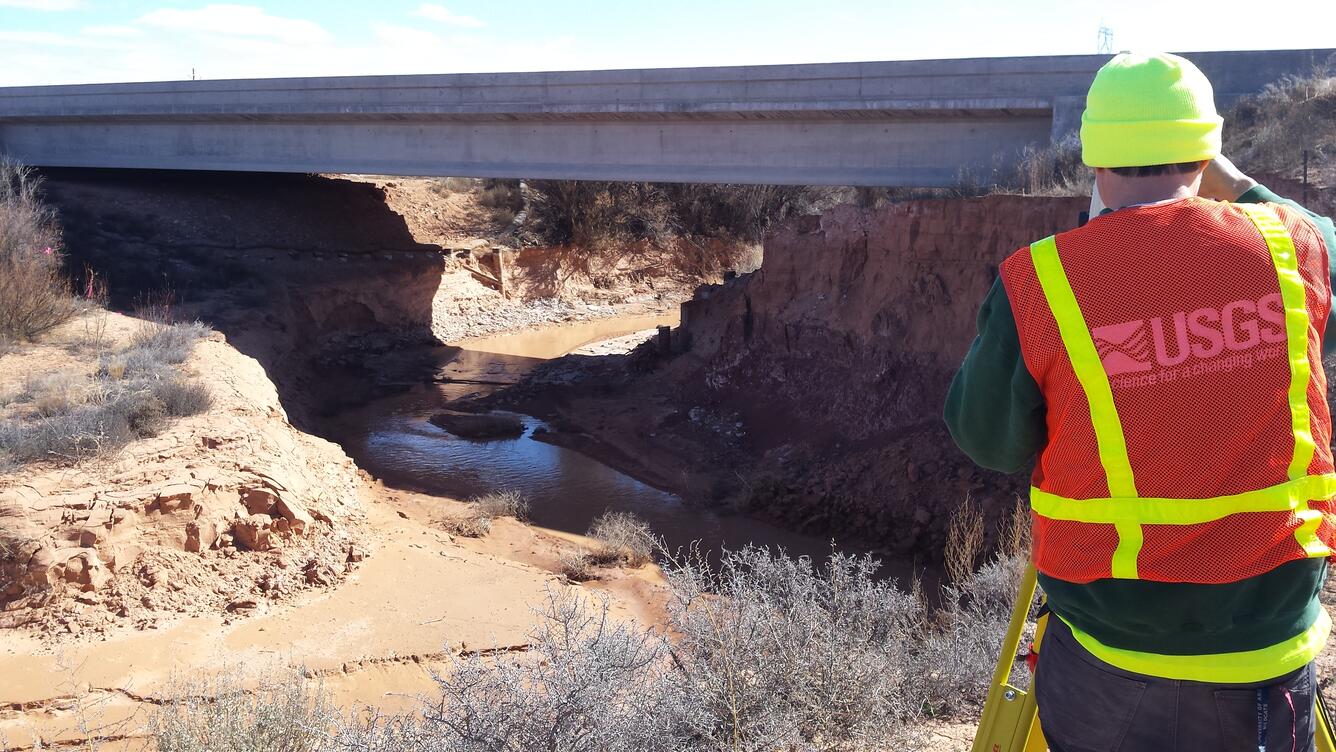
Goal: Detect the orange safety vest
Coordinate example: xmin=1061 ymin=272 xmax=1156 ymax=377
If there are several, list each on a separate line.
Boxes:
xmin=1000 ymin=198 xmax=1336 ymax=682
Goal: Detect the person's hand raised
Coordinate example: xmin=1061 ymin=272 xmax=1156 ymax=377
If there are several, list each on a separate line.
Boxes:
xmin=1199 ymin=155 xmax=1259 ymax=202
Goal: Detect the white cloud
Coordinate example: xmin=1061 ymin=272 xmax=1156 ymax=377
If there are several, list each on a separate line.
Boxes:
xmin=0 ymin=29 xmax=83 ymax=46
xmin=412 ymin=3 xmax=484 ymax=28
xmin=81 ymin=25 xmax=145 ymax=38
xmin=137 ymin=4 xmax=332 ymax=46
xmin=371 ymin=22 xmax=444 ymax=50
xmin=0 ymin=0 xmax=84 ymax=9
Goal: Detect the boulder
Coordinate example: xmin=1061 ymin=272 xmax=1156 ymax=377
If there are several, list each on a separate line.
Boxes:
xmin=429 ymin=411 xmax=524 ymax=441
xmin=184 ymin=520 xmax=218 ymax=553
xmin=231 ymin=515 xmax=274 ymax=552
xmin=63 ymin=551 xmax=111 ymax=592
xmin=274 ymin=496 xmax=316 ymax=536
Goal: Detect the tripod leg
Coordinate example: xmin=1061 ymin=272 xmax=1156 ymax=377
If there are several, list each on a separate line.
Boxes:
xmin=970 ymin=562 xmax=1041 ymax=752
xmin=1316 ymin=686 xmax=1336 ymax=752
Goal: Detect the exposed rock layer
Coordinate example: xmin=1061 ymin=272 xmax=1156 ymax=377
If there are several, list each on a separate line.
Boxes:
xmin=0 ymin=317 xmax=365 ymax=637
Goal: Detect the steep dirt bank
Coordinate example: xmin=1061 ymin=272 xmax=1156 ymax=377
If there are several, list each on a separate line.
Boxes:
xmin=36 ymin=170 xmax=693 ymax=430
xmin=0 ymin=311 xmax=365 ymax=641
xmin=492 ymin=194 xmax=1089 ymax=558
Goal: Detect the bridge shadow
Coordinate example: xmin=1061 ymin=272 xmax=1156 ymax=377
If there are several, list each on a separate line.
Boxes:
xmin=39 ymin=168 xmax=448 ymax=431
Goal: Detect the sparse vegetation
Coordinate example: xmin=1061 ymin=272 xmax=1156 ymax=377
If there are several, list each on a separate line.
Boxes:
xmin=472 ymin=489 xmax=529 ymax=520
xmin=442 ymin=490 xmax=529 ymax=538
xmin=443 ymin=513 xmax=491 ymax=539
xmin=0 ymin=158 xmax=79 ymax=342
xmin=944 ymin=494 xmax=985 ymax=584
xmin=587 ymin=510 xmax=655 ymax=567
xmin=1227 ymin=62 xmax=1336 ymax=175
xmin=0 ymin=321 xmax=212 ymax=466
xmin=181 ymin=546 xmax=1028 ymax=752
xmin=558 ymin=549 xmax=597 ymax=582
xmin=150 ymin=668 xmax=331 ymax=752
xmin=522 ymin=181 xmax=842 ymax=256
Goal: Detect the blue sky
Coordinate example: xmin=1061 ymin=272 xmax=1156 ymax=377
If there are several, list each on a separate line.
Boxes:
xmin=2 ymin=0 xmax=1334 ymax=86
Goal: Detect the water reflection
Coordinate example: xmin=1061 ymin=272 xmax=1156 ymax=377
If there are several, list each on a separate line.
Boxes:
xmin=331 ymin=386 xmax=845 ymax=564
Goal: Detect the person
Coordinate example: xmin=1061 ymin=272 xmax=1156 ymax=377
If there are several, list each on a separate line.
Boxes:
xmin=945 ymin=51 xmax=1336 ymax=752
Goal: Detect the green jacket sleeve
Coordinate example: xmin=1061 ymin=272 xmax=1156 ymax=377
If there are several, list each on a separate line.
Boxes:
xmin=1237 ymin=184 xmax=1336 ymax=357
xmin=943 ymin=277 xmax=1046 ymax=473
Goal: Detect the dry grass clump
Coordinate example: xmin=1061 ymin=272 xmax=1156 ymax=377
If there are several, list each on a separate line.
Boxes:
xmin=100 ymin=320 xmax=214 ymax=379
xmin=430 ymin=176 xmax=478 ymax=195
xmin=0 ymin=158 xmax=79 ymax=342
xmin=443 ymin=513 xmax=491 ymax=539
xmin=999 ymin=497 xmax=1032 ymax=560
xmin=587 ymin=511 xmax=655 ymax=567
xmin=472 ymin=489 xmax=529 ymax=520
xmin=1227 ymin=62 xmax=1336 ymax=175
xmin=0 ymin=321 xmax=212 ymax=466
xmin=944 ymin=494 xmax=985 ymax=585
xmin=442 ymin=490 xmax=529 ymax=538
xmin=963 ymin=135 xmax=1090 ymax=198
xmin=558 ymin=549 xmax=597 ymax=582
xmin=150 ymin=668 xmax=330 ymax=752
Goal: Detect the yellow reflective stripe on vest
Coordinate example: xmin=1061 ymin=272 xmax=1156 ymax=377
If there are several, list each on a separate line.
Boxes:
xmin=1238 ymin=203 xmax=1318 ymax=480
xmin=1239 ymin=203 xmax=1329 ymax=558
xmin=1058 ymin=607 xmax=1331 ymax=684
xmin=1030 ymin=235 xmax=1140 ymax=577
xmin=1031 ymin=473 xmax=1336 ymax=525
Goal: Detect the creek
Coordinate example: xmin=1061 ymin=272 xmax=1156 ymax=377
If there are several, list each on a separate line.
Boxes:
xmin=325 ymin=312 xmax=877 ymax=568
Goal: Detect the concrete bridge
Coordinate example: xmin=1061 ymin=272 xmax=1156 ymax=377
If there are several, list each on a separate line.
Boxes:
xmin=0 ymin=49 xmax=1331 ymax=187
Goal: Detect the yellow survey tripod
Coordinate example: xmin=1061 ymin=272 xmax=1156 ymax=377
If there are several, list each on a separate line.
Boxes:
xmin=970 ymin=563 xmax=1336 ymax=752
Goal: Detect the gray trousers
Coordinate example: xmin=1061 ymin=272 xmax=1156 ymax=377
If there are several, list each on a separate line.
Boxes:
xmin=1035 ymin=616 xmax=1316 ymax=752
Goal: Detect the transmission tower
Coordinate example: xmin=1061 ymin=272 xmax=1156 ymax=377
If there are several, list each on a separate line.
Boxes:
xmin=1097 ymin=23 xmax=1114 ymax=54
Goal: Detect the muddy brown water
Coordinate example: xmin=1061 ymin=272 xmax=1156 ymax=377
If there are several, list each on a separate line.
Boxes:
xmin=328 ymin=313 xmax=925 ymax=581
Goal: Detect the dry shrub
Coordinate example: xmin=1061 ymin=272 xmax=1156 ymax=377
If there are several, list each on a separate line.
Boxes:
xmin=443 ymin=513 xmax=491 ymax=539
xmin=0 ymin=158 xmax=78 ymax=341
xmin=150 ymin=668 xmax=330 ymax=752
xmin=479 ymin=180 xmax=522 ymax=226
xmin=471 ymin=489 xmax=529 ymax=521
xmin=999 ymin=497 xmax=1032 ymax=560
xmin=522 ymin=180 xmax=841 ymax=253
xmin=558 ymin=550 xmax=597 ymax=582
xmin=477 ymin=179 xmax=522 ymax=210
xmin=1227 ymin=61 xmax=1336 ymax=174
xmin=440 ymin=490 xmax=528 ymax=538
xmin=916 ymin=554 xmax=1032 ymax=717
xmin=587 ymin=511 xmax=655 ymax=567
xmin=944 ymin=494 xmax=985 ymax=584
xmin=155 ymin=377 xmax=213 ymax=417
xmin=970 ymin=135 xmax=1090 ymax=197
xmin=261 ymin=547 xmax=1029 ymax=751
xmin=20 ymin=370 xmax=95 ymax=417
xmin=332 ymin=589 xmax=669 ymax=752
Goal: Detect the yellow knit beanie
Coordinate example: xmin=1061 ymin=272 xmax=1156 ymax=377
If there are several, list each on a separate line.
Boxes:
xmin=1080 ymin=52 xmax=1223 ymax=168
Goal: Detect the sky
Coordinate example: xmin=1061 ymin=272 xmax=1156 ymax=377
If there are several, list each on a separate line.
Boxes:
xmin=2 ymin=0 xmax=1335 ymax=87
